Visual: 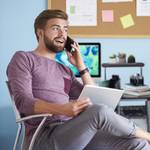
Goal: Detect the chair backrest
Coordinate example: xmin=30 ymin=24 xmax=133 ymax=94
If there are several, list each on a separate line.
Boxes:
xmin=6 ymin=81 xmax=52 ymax=150
xmin=6 ymin=81 xmax=21 ymax=121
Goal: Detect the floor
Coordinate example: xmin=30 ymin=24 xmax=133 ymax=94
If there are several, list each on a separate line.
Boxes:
xmin=119 ymin=99 xmax=147 ymax=131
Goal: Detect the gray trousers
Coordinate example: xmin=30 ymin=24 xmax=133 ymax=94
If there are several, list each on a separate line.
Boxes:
xmin=23 ymin=104 xmax=150 ymax=150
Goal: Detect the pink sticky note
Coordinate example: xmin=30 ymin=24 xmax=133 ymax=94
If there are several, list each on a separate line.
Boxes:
xmin=102 ymin=10 xmax=114 ymax=22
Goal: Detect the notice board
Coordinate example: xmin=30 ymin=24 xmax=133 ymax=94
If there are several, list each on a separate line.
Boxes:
xmin=48 ymin=0 xmax=150 ymax=38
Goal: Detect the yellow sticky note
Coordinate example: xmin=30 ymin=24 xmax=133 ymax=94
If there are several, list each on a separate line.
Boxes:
xmin=120 ymin=14 xmax=134 ymax=29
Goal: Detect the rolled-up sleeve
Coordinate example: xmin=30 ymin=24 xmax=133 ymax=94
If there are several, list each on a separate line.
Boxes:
xmin=7 ymin=52 xmax=37 ymax=116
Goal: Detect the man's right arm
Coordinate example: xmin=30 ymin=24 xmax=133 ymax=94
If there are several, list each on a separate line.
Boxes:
xmin=34 ymin=98 xmax=91 ymax=117
xmin=7 ymin=52 xmax=91 ymax=117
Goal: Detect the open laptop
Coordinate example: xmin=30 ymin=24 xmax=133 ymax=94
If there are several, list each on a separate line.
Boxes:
xmin=79 ymin=85 xmax=124 ymax=110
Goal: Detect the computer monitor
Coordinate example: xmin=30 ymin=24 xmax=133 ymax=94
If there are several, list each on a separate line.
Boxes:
xmin=55 ymin=43 xmax=101 ymax=77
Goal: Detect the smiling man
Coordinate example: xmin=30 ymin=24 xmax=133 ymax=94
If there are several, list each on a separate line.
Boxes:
xmin=7 ymin=9 xmax=150 ymax=150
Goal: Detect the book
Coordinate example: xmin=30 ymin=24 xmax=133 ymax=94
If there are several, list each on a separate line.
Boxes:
xmin=124 ymin=84 xmax=149 ymax=92
xmin=124 ymin=90 xmax=150 ymax=96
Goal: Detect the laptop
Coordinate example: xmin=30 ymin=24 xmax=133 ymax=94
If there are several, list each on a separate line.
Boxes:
xmin=79 ymin=85 xmax=124 ymax=110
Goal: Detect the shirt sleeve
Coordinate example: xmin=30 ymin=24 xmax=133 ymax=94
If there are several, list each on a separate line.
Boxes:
xmin=69 ymin=74 xmax=84 ymax=100
xmin=6 ymin=51 xmax=38 ymax=116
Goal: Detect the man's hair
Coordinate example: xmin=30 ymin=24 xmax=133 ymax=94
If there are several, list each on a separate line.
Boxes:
xmin=34 ymin=9 xmax=68 ymax=40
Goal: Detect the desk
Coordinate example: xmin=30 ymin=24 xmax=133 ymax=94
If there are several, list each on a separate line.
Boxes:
xmin=118 ymin=95 xmax=150 ymax=132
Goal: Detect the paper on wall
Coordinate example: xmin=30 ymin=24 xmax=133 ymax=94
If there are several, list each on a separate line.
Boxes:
xmin=66 ymin=0 xmax=97 ymax=26
xmin=136 ymin=0 xmax=150 ymax=16
xmin=102 ymin=0 xmax=133 ymax=3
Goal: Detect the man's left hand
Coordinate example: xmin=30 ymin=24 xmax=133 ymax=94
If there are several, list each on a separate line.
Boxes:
xmin=66 ymin=42 xmax=86 ymax=71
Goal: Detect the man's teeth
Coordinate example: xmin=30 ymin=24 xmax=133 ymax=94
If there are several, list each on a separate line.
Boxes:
xmin=55 ymin=41 xmax=64 ymax=46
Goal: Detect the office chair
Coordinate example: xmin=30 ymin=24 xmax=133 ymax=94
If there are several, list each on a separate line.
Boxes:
xmin=6 ymin=81 xmax=52 ymax=150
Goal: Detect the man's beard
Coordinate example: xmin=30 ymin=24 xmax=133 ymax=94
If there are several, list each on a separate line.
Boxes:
xmin=44 ymin=34 xmax=66 ymax=53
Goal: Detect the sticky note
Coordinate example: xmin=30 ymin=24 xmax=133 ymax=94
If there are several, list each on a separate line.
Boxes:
xmin=120 ymin=14 xmax=135 ymax=29
xmin=102 ymin=10 xmax=114 ymax=22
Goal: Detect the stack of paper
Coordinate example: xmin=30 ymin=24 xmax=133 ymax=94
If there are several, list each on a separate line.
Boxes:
xmin=124 ymin=84 xmax=149 ymax=92
xmin=124 ymin=84 xmax=150 ymax=96
xmin=124 ymin=90 xmax=150 ymax=96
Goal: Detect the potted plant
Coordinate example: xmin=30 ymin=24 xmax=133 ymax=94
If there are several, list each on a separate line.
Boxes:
xmin=128 ymin=54 xmax=136 ymax=63
xmin=109 ymin=54 xmax=117 ymax=63
xmin=118 ymin=52 xmax=126 ymax=63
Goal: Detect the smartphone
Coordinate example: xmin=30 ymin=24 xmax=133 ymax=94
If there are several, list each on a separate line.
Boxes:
xmin=65 ymin=36 xmax=74 ymax=52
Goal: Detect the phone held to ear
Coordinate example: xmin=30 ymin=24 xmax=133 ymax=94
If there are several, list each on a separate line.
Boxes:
xmin=65 ymin=36 xmax=74 ymax=52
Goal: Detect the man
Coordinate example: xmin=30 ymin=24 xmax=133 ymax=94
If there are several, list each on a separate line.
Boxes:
xmin=7 ymin=9 xmax=150 ymax=150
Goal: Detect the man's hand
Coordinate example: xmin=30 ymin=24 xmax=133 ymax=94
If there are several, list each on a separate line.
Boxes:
xmin=66 ymin=42 xmax=86 ymax=71
xmin=62 ymin=97 xmax=92 ymax=117
xmin=66 ymin=42 xmax=95 ymax=85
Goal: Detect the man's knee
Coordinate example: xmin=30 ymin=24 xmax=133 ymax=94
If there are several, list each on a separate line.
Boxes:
xmin=86 ymin=104 xmax=111 ymax=117
xmin=85 ymin=104 xmax=111 ymax=123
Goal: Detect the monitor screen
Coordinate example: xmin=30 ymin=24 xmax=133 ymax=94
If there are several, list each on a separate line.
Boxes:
xmin=55 ymin=43 xmax=101 ymax=77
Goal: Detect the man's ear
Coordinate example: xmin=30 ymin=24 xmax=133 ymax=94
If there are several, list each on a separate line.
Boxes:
xmin=37 ymin=29 xmax=43 ymax=40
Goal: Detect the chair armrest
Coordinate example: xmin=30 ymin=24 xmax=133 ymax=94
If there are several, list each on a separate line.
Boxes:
xmin=16 ymin=113 xmax=52 ymax=123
